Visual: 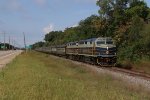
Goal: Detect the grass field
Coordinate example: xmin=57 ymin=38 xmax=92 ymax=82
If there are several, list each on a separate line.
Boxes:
xmin=0 ymin=51 xmax=149 ymax=100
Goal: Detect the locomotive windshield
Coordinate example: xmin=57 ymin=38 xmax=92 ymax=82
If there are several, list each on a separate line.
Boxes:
xmin=97 ymin=41 xmax=105 ymax=44
xmin=97 ymin=38 xmax=113 ymax=45
xmin=106 ymin=41 xmax=113 ymax=44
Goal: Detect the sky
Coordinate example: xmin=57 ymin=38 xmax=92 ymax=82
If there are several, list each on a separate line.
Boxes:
xmin=0 ymin=0 xmax=150 ymax=47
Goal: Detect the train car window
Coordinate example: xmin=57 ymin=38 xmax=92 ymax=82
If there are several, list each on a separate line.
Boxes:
xmin=85 ymin=42 xmax=87 ymax=44
xmin=90 ymin=42 xmax=92 ymax=44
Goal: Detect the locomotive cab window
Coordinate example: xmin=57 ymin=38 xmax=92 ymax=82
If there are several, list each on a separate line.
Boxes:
xmin=72 ymin=43 xmax=76 ymax=45
xmin=106 ymin=41 xmax=113 ymax=44
xmin=79 ymin=41 xmax=84 ymax=45
xmin=97 ymin=41 xmax=105 ymax=45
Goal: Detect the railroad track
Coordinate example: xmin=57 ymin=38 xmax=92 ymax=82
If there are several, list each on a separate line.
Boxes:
xmin=69 ymin=57 xmax=150 ymax=80
xmin=99 ymin=66 xmax=150 ymax=81
xmin=111 ymin=67 xmax=150 ymax=81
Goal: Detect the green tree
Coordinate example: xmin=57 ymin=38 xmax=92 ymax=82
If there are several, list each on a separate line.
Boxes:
xmin=78 ymin=15 xmax=107 ymax=38
xmin=44 ymin=31 xmax=63 ymax=44
xmin=96 ymin=0 xmax=114 ymax=19
xmin=32 ymin=41 xmax=45 ymax=49
xmin=126 ymin=0 xmax=149 ymax=20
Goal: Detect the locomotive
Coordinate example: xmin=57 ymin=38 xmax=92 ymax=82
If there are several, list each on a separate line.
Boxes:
xmin=36 ymin=37 xmax=117 ymax=66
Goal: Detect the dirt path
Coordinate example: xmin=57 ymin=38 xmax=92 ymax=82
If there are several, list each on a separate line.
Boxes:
xmin=0 ymin=50 xmax=23 ymax=69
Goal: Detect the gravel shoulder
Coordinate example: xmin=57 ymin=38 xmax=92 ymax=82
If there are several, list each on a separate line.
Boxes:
xmin=0 ymin=50 xmax=23 ymax=69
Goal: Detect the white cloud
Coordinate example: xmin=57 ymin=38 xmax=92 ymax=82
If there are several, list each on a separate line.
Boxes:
xmin=43 ymin=24 xmax=54 ymax=34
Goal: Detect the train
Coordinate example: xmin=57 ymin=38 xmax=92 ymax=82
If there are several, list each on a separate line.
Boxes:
xmin=36 ymin=37 xmax=117 ymax=66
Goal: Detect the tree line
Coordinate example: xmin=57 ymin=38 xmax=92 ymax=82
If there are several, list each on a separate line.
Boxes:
xmin=32 ymin=0 xmax=150 ymax=63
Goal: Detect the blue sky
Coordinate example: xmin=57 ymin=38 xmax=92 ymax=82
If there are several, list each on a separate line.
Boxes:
xmin=0 ymin=0 xmax=150 ymax=47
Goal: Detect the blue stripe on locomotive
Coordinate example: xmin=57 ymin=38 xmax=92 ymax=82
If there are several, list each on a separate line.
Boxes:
xmin=95 ymin=47 xmax=116 ymax=51
xmin=95 ymin=47 xmax=116 ymax=57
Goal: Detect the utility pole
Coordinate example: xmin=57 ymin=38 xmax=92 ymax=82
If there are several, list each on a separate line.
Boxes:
xmin=9 ymin=36 xmax=11 ymax=50
xmin=4 ymin=32 xmax=6 ymax=50
xmin=13 ymin=40 xmax=15 ymax=50
xmin=11 ymin=38 xmax=14 ymax=50
xmin=23 ymin=32 xmax=27 ymax=52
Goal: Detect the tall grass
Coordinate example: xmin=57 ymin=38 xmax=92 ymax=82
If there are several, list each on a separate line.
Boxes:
xmin=0 ymin=51 xmax=149 ymax=100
